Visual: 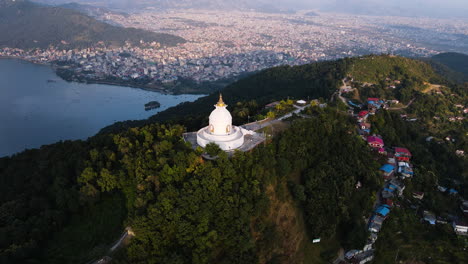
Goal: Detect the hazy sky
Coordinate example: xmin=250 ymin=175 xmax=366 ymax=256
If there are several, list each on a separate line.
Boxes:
xmin=272 ymin=0 xmax=468 ymax=18
xmin=34 ymin=0 xmax=468 ymax=18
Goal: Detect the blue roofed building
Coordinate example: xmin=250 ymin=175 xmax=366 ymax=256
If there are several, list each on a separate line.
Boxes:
xmin=380 ymin=164 xmax=395 ymax=179
xmin=423 ymin=211 xmax=436 ymax=225
xmin=375 ymin=206 xmax=391 ymax=218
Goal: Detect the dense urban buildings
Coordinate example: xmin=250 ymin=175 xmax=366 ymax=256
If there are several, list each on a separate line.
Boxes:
xmin=1 ymin=9 xmax=467 ymax=86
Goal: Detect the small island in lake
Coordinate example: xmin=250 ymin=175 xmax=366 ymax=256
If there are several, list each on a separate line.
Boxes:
xmin=145 ymin=101 xmax=161 ymax=111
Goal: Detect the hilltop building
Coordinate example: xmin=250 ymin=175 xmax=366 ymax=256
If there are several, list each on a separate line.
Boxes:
xmin=183 ymin=94 xmax=265 ymax=152
xmin=196 ymin=94 xmax=245 ymax=151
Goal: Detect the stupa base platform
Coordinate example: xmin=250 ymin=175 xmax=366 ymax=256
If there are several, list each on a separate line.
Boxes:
xmin=183 ymin=130 xmax=265 ymax=153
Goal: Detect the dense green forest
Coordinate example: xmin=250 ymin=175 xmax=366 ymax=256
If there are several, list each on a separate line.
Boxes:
xmin=0 ymin=0 xmax=185 ymax=49
xmin=1 ymin=54 xmax=467 ymax=264
xmin=430 ymin=52 xmax=468 ymax=83
xmin=0 ymin=110 xmax=381 ymax=263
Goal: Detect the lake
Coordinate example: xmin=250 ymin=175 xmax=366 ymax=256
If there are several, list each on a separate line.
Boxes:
xmin=0 ymin=59 xmax=204 ymax=157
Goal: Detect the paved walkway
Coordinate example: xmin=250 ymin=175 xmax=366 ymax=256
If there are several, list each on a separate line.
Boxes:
xmin=278 ymin=104 xmax=310 ymax=121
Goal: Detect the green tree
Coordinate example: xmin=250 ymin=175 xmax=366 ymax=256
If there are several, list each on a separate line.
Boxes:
xmin=204 ymin=142 xmax=222 ymax=157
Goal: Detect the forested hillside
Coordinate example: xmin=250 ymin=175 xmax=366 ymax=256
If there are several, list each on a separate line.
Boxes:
xmin=0 ymin=0 xmax=185 ymax=49
xmin=0 ymin=110 xmax=381 ymax=263
xmin=1 ymin=55 xmax=467 ymax=264
xmin=429 ymin=52 xmax=468 ymax=83
xmin=349 ymin=55 xmax=440 ymax=84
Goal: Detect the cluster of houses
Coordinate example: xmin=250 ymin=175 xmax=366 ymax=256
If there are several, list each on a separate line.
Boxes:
xmin=343 ymin=94 xmax=468 ymax=264
xmin=344 ymin=97 xmax=417 ymax=264
xmin=366 ymin=145 xmax=412 ymax=234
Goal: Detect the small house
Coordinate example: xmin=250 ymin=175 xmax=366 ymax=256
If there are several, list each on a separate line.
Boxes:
xmin=389 ymin=179 xmax=405 ymax=196
xmin=368 ymin=219 xmax=384 ymax=233
xmin=370 ymin=214 xmax=385 ymax=225
xmin=394 ymin=147 xmax=412 ymax=161
xmin=412 ymin=192 xmax=424 ymax=200
xmin=383 ymin=198 xmax=393 ymax=208
xmin=345 ymin=250 xmax=361 ymax=260
xmin=367 ymin=98 xmax=384 ymax=109
xmin=359 ymin=122 xmax=371 ymax=133
xmin=452 ymin=221 xmax=468 ymax=234
xmin=358 ymin=110 xmax=369 ymax=119
xmin=381 ymin=188 xmax=394 ymax=199
xmin=375 ymin=205 xmax=391 ymax=218
xmin=296 ymin=100 xmax=307 ymax=105
xmin=423 ymin=211 xmax=436 ymax=225
xmin=352 ymin=250 xmax=375 ymax=264
xmin=436 ymin=216 xmax=448 ymax=225
xmin=461 ymin=200 xmax=468 ymax=214
xmin=367 ymin=136 xmax=384 ymax=149
xmin=397 ymin=162 xmax=413 ymax=178
xmin=437 ymin=185 xmax=448 ymax=192
xmin=380 ymin=164 xmax=395 ymax=179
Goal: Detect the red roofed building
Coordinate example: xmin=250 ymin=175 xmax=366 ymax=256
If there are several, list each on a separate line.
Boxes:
xmin=367 ymin=136 xmax=384 ymax=148
xmin=358 ymin=110 xmax=369 ymax=117
xmin=383 ymin=198 xmax=394 ymax=207
xmin=394 ymin=147 xmax=412 ymax=161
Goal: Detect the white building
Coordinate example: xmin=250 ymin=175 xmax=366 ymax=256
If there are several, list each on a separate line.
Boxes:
xmin=453 ymin=221 xmax=468 ymax=234
xmin=196 ymin=95 xmax=245 ymax=151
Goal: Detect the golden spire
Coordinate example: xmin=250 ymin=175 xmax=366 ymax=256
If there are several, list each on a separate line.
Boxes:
xmin=216 ymin=93 xmax=226 ymax=107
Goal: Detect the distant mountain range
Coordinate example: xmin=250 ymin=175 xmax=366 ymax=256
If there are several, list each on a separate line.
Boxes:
xmin=33 ymin=0 xmax=299 ymax=13
xmin=0 ymin=0 xmax=185 ymax=49
xmin=33 ymin=0 xmax=468 ymax=18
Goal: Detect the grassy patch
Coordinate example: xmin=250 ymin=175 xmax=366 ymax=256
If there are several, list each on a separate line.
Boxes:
xmin=302 ymin=236 xmax=341 ymax=264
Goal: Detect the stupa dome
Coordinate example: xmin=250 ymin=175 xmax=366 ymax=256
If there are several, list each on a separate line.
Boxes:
xmin=208 ymin=94 xmax=233 ymax=135
xmin=196 ymin=94 xmax=245 ymax=151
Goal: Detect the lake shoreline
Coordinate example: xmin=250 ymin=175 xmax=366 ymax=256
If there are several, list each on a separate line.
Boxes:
xmin=0 ymin=58 xmax=205 ymax=157
xmin=0 ymin=55 xmax=50 ymax=66
xmin=1 ymin=56 xmax=210 ymax=96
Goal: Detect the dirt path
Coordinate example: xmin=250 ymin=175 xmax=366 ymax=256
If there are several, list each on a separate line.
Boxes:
xmin=387 ymin=98 xmax=415 ymax=111
xmin=89 ymin=227 xmax=135 ymax=264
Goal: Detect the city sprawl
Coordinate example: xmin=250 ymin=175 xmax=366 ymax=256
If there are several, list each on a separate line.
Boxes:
xmin=1 ymin=9 xmax=467 ymax=88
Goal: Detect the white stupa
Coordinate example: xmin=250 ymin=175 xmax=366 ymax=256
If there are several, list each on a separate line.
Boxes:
xmin=196 ymin=94 xmax=245 ymax=151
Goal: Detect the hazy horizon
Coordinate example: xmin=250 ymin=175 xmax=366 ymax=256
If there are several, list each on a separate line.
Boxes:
xmin=32 ymin=0 xmax=468 ymax=18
